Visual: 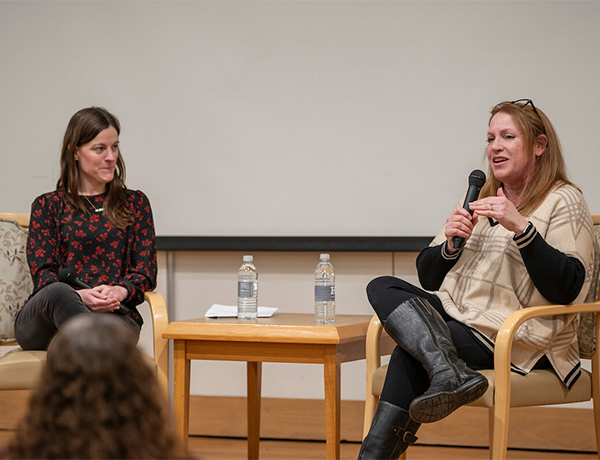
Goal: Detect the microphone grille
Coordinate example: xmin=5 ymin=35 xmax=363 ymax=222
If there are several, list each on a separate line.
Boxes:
xmin=57 ymin=268 xmax=74 ymax=283
xmin=468 ymin=169 xmax=487 ymax=187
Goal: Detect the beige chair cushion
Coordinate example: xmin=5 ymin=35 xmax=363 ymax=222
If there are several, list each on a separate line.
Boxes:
xmin=0 ymin=218 xmax=33 ymax=342
xmin=0 ymin=348 xmax=46 ymax=390
xmin=0 ymin=348 xmax=157 ymax=391
xmin=472 ymin=368 xmax=592 ymax=407
xmin=371 ymin=364 xmax=592 ymax=408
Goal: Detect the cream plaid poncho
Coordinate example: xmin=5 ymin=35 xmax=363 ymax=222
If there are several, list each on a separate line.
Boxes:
xmin=431 ymin=184 xmax=595 ymax=387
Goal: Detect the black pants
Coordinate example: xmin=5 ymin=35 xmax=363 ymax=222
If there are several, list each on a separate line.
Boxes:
xmin=15 ymin=283 xmax=140 ymax=350
xmin=366 ymin=276 xmax=550 ymax=410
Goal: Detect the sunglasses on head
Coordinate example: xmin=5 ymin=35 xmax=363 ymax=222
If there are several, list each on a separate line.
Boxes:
xmin=495 ymin=99 xmax=543 ymax=122
xmin=494 ymin=99 xmax=546 ymax=135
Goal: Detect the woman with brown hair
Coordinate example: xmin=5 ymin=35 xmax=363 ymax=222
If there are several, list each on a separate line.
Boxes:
xmin=359 ymin=100 xmax=595 ymax=459
xmin=8 ymin=314 xmax=185 ymax=459
xmin=14 ymin=107 xmax=156 ymax=350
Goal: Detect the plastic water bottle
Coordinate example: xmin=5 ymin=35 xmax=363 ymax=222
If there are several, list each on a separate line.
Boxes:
xmin=237 ymin=255 xmax=258 ymax=320
xmin=314 ymin=254 xmax=335 ymax=324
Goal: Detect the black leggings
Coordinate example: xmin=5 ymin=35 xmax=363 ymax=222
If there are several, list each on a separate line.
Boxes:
xmin=367 ymin=276 xmax=551 ymax=410
xmin=15 ymin=283 xmax=140 ymax=350
xmin=367 ymin=276 xmax=495 ymax=409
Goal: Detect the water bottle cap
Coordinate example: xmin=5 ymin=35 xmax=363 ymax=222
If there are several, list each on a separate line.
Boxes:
xmin=243 ymin=255 xmax=253 ymax=262
xmin=320 ymin=254 xmax=330 ymax=260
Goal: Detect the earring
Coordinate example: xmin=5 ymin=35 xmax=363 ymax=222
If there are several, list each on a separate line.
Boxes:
xmin=536 ymin=155 xmax=541 ymax=162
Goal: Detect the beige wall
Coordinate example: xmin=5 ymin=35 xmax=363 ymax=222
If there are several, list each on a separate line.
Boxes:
xmin=135 ymin=251 xmax=591 ymax=407
xmin=1 ymin=1 xmax=599 ymax=236
xmin=140 ymin=251 xmax=415 ymax=401
xmin=136 ymin=250 xmax=592 ymax=409
xmin=1 ymin=0 xmax=596 ymax=412
xmin=2 ymin=248 xmax=592 ymax=409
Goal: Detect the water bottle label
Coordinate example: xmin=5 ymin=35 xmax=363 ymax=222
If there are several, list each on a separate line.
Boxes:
xmin=315 ymin=285 xmax=335 ymax=302
xmin=238 ymin=281 xmax=254 ymax=297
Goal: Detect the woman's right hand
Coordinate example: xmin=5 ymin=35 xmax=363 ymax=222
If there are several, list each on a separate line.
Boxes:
xmin=444 ymin=207 xmax=479 ymax=254
xmin=77 ymin=289 xmax=121 ymax=312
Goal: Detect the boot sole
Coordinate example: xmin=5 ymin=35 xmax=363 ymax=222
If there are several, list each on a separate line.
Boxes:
xmin=409 ymin=375 xmax=489 ymax=424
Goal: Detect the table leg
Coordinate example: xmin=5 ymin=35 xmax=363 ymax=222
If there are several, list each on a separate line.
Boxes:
xmin=247 ymin=361 xmax=262 ymax=460
xmin=324 ymin=347 xmax=341 ymax=460
xmin=173 ymin=339 xmax=190 ymax=450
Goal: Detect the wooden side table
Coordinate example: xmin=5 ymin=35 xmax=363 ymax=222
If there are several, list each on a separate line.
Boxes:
xmin=163 ymin=313 xmax=394 ymax=460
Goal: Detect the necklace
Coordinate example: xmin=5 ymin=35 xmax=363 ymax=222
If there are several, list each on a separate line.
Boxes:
xmin=83 ymin=195 xmax=104 ymax=213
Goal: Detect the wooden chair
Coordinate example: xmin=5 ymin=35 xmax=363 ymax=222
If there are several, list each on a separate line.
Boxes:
xmin=363 ymin=215 xmax=600 ymax=460
xmin=0 ymin=213 xmax=169 ymax=399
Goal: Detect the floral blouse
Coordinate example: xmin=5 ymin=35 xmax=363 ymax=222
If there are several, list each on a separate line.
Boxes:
xmin=26 ymin=189 xmax=157 ymax=311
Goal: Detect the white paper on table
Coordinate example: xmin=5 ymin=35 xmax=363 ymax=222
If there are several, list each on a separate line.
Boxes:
xmin=205 ymin=304 xmax=278 ymax=318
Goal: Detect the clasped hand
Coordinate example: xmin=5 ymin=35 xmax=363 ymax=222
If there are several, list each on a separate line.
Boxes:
xmin=445 ymin=188 xmax=529 ymax=253
xmin=77 ymin=285 xmax=128 ymax=312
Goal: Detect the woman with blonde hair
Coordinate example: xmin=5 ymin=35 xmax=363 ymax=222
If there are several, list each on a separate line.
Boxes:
xmin=8 ymin=314 xmax=186 ymax=459
xmin=359 ymin=99 xmax=595 ymax=459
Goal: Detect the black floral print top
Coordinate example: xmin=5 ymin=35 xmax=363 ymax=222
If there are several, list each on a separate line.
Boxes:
xmin=26 ymin=189 xmax=157 ymax=313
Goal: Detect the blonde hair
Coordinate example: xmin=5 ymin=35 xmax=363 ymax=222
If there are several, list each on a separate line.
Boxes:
xmin=480 ymin=101 xmax=575 ymax=216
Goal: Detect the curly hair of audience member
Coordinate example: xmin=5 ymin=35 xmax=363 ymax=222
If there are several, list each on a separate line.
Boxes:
xmin=8 ymin=314 xmax=186 ymax=459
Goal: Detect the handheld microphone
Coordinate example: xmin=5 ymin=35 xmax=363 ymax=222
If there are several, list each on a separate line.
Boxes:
xmin=57 ymin=268 xmax=92 ymax=290
xmin=57 ymin=268 xmax=131 ymax=315
xmin=453 ymin=169 xmax=487 ymax=250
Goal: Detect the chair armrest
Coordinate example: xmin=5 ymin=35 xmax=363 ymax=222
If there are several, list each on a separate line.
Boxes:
xmin=493 ymin=300 xmax=600 ymax=455
xmin=495 ymin=301 xmax=600 ymax=374
xmin=365 ymin=314 xmax=384 ymax=395
xmin=0 ymin=213 xmax=30 ymax=228
xmin=144 ymin=291 xmax=169 ymax=399
xmin=0 ymin=339 xmax=19 ymax=347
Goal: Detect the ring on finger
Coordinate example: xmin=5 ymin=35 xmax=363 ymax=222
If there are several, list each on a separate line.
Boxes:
xmin=489 ymin=204 xmax=493 ymax=211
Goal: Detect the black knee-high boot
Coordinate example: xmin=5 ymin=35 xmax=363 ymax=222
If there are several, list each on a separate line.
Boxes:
xmin=384 ymin=297 xmax=488 ymax=423
xmin=358 ymin=401 xmax=420 ymax=460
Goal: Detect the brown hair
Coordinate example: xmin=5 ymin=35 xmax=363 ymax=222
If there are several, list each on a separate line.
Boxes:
xmin=9 ymin=315 xmax=186 ymax=459
xmin=57 ymin=107 xmax=132 ymax=229
xmin=479 ymin=101 xmax=575 ymax=216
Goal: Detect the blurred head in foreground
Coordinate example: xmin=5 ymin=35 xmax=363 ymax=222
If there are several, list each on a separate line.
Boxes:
xmin=9 ymin=314 xmax=185 ymax=459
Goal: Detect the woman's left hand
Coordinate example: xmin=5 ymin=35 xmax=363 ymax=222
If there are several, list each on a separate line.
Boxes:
xmin=468 ymin=187 xmax=529 ymax=234
xmin=93 ymin=285 xmax=128 ymax=303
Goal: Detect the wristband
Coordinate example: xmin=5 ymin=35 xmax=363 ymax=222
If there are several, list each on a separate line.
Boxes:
xmin=515 ymin=221 xmax=533 ymax=239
